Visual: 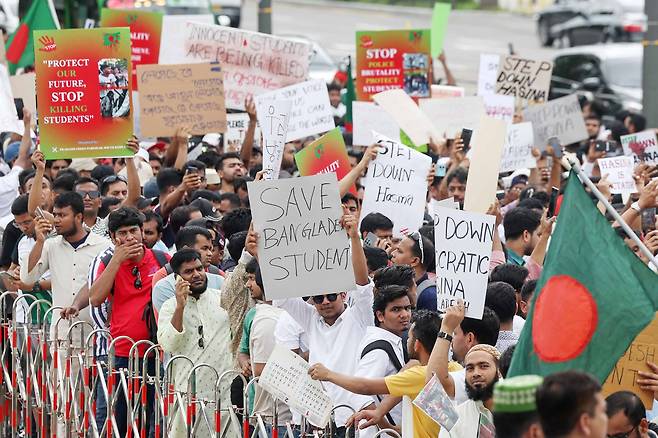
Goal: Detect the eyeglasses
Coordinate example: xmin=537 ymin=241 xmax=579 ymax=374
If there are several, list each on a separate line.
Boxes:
xmin=312 ymin=294 xmax=338 ymax=305
xmin=408 ymin=231 xmax=425 ymax=264
xmin=102 ymin=174 xmax=127 ymax=185
xmin=76 ymin=190 xmax=101 ymax=199
xmin=131 ymin=266 xmax=142 ymax=289
xmin=198 ymin=325 xmax=205 ymax=348
xmin=607 ymin=426 xmax=637 ymax=438
xmin=13 ymin=217 xmax=34 ymax=229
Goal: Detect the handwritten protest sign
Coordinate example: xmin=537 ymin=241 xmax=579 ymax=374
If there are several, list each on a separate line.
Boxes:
xmin=34 ymin=28 xmax=133 ymax=159
xmin=159 ymin=22 xmax=311 ymax=110
xmin=360 ymin=133 xmax=432 ymax=237
xmin=413 ymin=375 xmax=459 ymax=431
xmin=352 ymin=101 xmax=400 ymax=146
xmin=100 ymin=9 xmax=163 ymax=90
xmin=464 ymin=116 xmax=507 ymax=213
xmin=621 ymin=130 xmax=658 ymax=165
xmin=137 ymin=63 xmax=226 ymax=137
xmin=260 ymin=345 xmax=333 ymax=427
xmin=9 ymin=73 xmax=36 ymax=126
xmin=431 ymin=3 xmax=451 ymax=58
xmin=598 ymin=156 xmax=636 ymax=194
xmin=0 ymin=65 xmax=21 ymax=134
xmin=483 ymin=94 xmax=514 ymax=123
xmin=522 ymin=94 xmax=588 ymax=149
xmin=256 ymin=97 xmax=292 ymax=180
xmin=247 ymin=173 xmax=356 ymax=299
xmin=224 ymin=113 xmax=260 ymax=151
xmin=295 ymin=128 xmax=355 ymax=194
xmin=431 ymin=84 xmax=465 ymax=99
xmin=602 ymin=314 xmax=658 ymax=407
xmin=419 ymin=96 xmax=485 ymax=139
xmin=495 ymin=55 xmax=553 ymax=103
xmin=373 ymin=89 xmax=439 ymax=146
xmin=434 ymin=207 xmax=495 ymax=319
xmin=254 ymin=79 xmax=334 ymax=141
xmin=477 ymin=53 xmax=500 ymax=97
xmin=500 ymin=122 xmax=535 ymax=173
xmin=356 ymin=29 xmax=431 ymax=101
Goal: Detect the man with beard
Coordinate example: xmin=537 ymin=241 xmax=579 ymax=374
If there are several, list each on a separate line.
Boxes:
xmin=439 ymin=344 xmax=500 ymax=438
xmin=157 ymin=248 xmax=233 ymax=437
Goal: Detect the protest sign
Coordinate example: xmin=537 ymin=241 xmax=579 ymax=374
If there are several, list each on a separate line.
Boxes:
xmin=256 ymin=98 xmax=292 ymax=180
xmin=373 ymin=89 xmax=439 ymax=146
xmin=34 ymin=28 xmax=133 ymax=159
xmin=602 ymin=314 xmax=658 ymax=407
xmin=495 ymin=55 xmax=553 ymax=103
xmin=500 ymin=122 xmax=536 ymax=173
xmin=100 ymin=9 xmax=163 ymax=91
xmin=159 ymin=22 xmax=311 ymax=110
xmin=137 ymin=63 xmax=226 ymax=137
xmin=356 ymin=29 xmax=431 ymax=101
xmin=260 ymin=345 xmax=333 ymax=427
xmin=431 ymin=3 xmax=451 ymax=58
xmin=247 ymin=173 xmax=356 ymax=299
xmin=477 ymin=53 xmax=500 ymax=97
xmin=464 ymin=116 xmax=507 ymax=213
xmin=9 ymin=73 xmax=37 ymax=125
xmin=434 ymin=207 xmax=495 ymax=319
xmin=413 ymin=375 xmax=459 ymax=431
xmin=598 ymin=156 xmax=636 ymax=194
xmin=295 ymin=128 xmax=355 ymax=194
xmin=431 ymin=84 xmax=465 ymax=99
xmin=419 ymin=96 xmax=485 ymax=139
xmin=522 ymin=94 xmax=588 ymax=149
xmin=360 ymin=133 xmax=432 ymax=237
xmin=224 ymin=113 xmax=260 ymax=151
xmin=255 ymin=79 xmax=334 ymax=141
xmin=483 ymin=94 xmax=514 ymax=123
xmin=621 ymin=130 xmax=658 ymax=165
xmin=352 ymin=101 xmax=400 ymax=146
xmin=0 ymin=65 xmax=21 ymax=134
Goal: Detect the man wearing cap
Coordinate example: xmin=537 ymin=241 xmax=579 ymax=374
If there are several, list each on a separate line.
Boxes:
xmin=493 ymin=375 xmax=544 ymax=438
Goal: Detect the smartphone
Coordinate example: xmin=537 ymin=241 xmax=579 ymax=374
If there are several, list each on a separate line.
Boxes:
xmin=548 ymin=137 xmax=562 ymax=158
xmin=496 ymin=190 xmax=505 ymax=201
xmin=642 ymin=208 xmax=656 ymax=234
xmin=35 ymin=207 xmax=45 ymax=219
xmin=14 ymin=99 xmax=24 ymax=120
xmin=594 ymin=140 xmax=618 ymax=154
xmin=185 ymin=165 xmax=199 ymax=174
xmin=363 ymin=232 xmax=378 ymax=248
xmin=547 ymin=186 xmax=559 ymax=217
xmin=461 ymin=128 xmax=473 ymax=155
xmin=0 ymin=271 xmax=18 ymax=282
xmin=508 ymin=42 xmax=515 ymax=55
xmin=435 ymin=158 xmax=449 ymax=178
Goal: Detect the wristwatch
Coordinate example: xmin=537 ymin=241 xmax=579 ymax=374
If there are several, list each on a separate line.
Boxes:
xmin=631 ymin=201 xmax=642 ymax=213
xmin=437 ymin=331 xmax=453 ymax=342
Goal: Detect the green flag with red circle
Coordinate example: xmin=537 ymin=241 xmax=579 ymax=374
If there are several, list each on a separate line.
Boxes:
xmin=508 ymin=171 xmax=658 ymax=382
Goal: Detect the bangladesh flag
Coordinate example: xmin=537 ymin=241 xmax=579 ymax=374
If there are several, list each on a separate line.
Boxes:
xmin=508 ymin=171 xmax=658 ymax=382
xmin=5 ymin=0 xmax=59 ymax=74
xmin=342 ymin=55 xmax=355 ymax=133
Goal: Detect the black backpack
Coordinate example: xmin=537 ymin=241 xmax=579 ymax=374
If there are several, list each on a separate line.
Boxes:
xmin=360 ymin=340 xmax=404 ymax=425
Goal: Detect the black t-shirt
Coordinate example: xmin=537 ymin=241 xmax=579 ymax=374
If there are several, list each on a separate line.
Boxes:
xmin=1 ymin=221 xmax=22 ymax=267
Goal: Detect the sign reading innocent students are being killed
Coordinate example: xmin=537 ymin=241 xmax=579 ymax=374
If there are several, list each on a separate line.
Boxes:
xmin=495 ymin=55 xmax=553 ymax=103
xmin=34 ymin=28 xmax=134 ymax=159
xmin=247 ymin=173 xmax=356 ymax=300
xmin=434 ymin=207 xmax=495 ymax=319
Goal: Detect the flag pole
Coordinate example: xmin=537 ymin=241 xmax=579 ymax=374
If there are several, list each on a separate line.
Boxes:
xmin=566 ymin=157 xmax=658 ymax=268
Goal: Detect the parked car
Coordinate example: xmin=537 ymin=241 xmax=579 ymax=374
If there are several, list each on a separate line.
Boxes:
xmin=279 ymin=35 xmax=339 ymax=84
xmin=550 ymin=43 xmax=642 ymax=115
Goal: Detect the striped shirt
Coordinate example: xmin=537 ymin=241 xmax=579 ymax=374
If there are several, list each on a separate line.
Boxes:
xmin=88 ymin=246 xmax=113 ymax=358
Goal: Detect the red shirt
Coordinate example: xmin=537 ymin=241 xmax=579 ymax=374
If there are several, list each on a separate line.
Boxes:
xmin=97 ymin=248 xmax=170 ymax=357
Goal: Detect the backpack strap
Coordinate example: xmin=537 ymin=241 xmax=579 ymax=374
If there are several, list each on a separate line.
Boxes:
xmin=416 ymin=278 xmax=435 ymax=295
xmin=360 ymin=340 xmax=403 ymax=426
xmin=207 ymin=265 xmax=221 ymax=275
xmin=151 ymin=249 xmax=169 ymax=269
xmin=164 ymin=264 xmax=173 ymax=275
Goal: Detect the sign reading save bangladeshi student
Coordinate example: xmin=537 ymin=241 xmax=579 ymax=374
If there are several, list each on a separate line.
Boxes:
xmin=34 ymin=27 xmax=134 ymax=159
xmin=247 ymin=173 xmax=356 ymax=300
xmin=356 ymin=29 xmax=431 ymax=101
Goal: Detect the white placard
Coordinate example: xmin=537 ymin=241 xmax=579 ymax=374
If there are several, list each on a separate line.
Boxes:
xmin=477 ymin=53 xmax=500 ymax=97
xmin=9 ymin=73 xmax=36 ymax=123
xmin=483 ymin=94 xmax=514 ymax=123
xmin=224 ymin=113 xmax=260 ymax=152
xmin=522 ymin=94 xmax=588 ymax=149
xmin=500 ymin=122 xmax=536 ymax=173
xmin=352 ymin=101 xmax=400 ymax=146
xmin=256 ymin=98 xmax=292 ymax=180
xmin=159 ymin=21 xmax=311 ymax=110
xmin=495 ymin=55 xmax=553 ymax=103
xmin=434 ymin=207 xmax=495 ymax=319
xmin=372 ymin=89 xmax=439 ymax=146
xmin=259 ymin=345 xmax=332 ymax=427
xmin=621 ymin=130 xmax=658 ymax=165
xmin=247 ymin=173 xmax=356 ymax=299
xmin=598 ymin=156 xmax=637 ymax=194
xmin=419 ymin=96 xmax=485 ymax=139
xmin=431 ymin=84 xmax=465 ymax=99
xmin=255 ymin=79 xmax=334 ymax=142
xmin=0 ymin=65 xmax=21 ymax=134
xmin=360 ymin=133 xmax=432 ymax=237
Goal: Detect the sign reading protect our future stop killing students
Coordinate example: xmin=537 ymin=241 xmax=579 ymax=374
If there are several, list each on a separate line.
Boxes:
xmin=247 ymin=173 xmax=356 ymax=300
xmin=34 ymin=28 xmax=133 ymax=159
xmin=356 ymin=29 xmax=431 ymax=101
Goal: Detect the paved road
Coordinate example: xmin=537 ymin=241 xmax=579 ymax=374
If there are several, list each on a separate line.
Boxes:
xmin=240 ymin=0 xmax=557 ymax=91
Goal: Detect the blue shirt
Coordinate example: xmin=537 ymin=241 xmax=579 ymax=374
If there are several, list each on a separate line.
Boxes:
xmin=152 ymin=272 xmax=224 ymax=313
xmin=415 ymin=273 xmax=437 ymax=311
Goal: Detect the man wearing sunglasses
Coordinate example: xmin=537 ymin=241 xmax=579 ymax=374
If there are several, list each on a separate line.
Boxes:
xmin=391 ymin=231 xmax=436 ymax=311
xmin=74 ymin=177 xmax=106 ymax=236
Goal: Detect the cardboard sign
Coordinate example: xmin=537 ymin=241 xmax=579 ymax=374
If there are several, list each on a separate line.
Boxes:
xmin=522 ymin=94 xmax=588 ymax=149
xmin=9 ymin=73 xmax=37 ymax=125
xmin=500 ymin=122 xmax=536 ymax=173
xmin=295 ymin=128 xmax=354 ymax=195
xmin=100 ymin=9 xmax=163 ymax=91
xmin=159 ymin=22 xmax=311 ymax=110
xmin=256 ymin=98 xmax=292 ymax=180
xmin=254 ymin=79 xmax=334 ymax=142
xmin=598 ymin=156 xmax=636 ymax=194
xmin=352 ymin=101 xmax=400 ymax=146
xmin=34 ymin=28 xmax=133 ymax=159
xmin=360 ymin=133 xmax=432 ymax=237
xmin=464 ymin=116 xmax=507 ymax=213
xmin=356 ymin=29 xmax=431 ymax=101
xmin=0 ymin=65 xmax=21 ymax=134
xmin=434 ymin=207 xmax=495 ymax=319
xmin=137 ymin=63 xmax=226 ymax=137
xmin=495 ymin=55 xmax=553 ymax=103
xmin=224 ymin=113 xmax=260 ymax=152
xmin=621 ymin=130 xmax=658 ymax=165
xmin=373 ymin=89 xmax=439 ymax=146
xmin=602 ymin=314 xmax=658 ymax=408
xmin=483 ymin=94 xmax=514 ymax=123
xmin=477 ymin=53 xmax=500 ymax=97
xmin=431 ymin=3 xmax=451 ymax=58
xmin=431 ymin=84 xmax=465 ymax=99
xmin=419 ymin=96 xmax=485 ymax=139
xmin=247 ymin=173 xmax=356 ymax=299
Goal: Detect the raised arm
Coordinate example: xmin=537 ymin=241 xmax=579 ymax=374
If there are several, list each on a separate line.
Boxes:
xmin=172 ymin=127 xmax=190 ymax=171
xmin=343 ymin=210 xmax=368 ymax=286
xmin=437 ymin=51 xmax=456 ymax=86
xmin=339 ymin=144 xmax=378 ymax=198
xmin=14 ymin=109 xmax=32 ymax=171
xmin=240 ymin=96 xmax=257 ymax=166
xmin=27 ymin=150 xmax=48 ymax=216
xmin=308 ymin=363 xmax=389 ymax=395
xmin=123 ymin=136 xmax=141 ymax=208
xmin=426 ymin=301 xmax=464 ymax=398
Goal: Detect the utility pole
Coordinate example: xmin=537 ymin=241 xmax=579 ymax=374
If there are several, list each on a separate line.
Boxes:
xmin=258 ymin=0 xmax=272 ymax=34
xmin=643 ymin=1 xmax=658 ymax=125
